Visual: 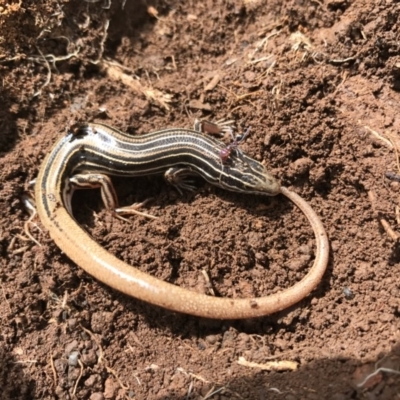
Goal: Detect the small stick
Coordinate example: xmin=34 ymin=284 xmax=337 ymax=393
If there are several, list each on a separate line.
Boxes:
xmin=201 ymin=270 xmax=215 ymax=296
xmin=368 ymin=190 xmax=400 ymax=241
xmin=387 ymin=135 xmax=400 ymax=173
xmin=72 ymin=359 xmax=84 ymax=397
xmin=49 ymin=354 xmax=58 ymax=388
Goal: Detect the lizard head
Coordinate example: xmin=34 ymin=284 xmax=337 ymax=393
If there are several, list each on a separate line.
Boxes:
xmin=217 ymin=152 xmax=281 ymax=196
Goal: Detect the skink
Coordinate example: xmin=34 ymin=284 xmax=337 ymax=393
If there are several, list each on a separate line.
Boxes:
xmin=35 ymin=122 xmax=329 ymax=319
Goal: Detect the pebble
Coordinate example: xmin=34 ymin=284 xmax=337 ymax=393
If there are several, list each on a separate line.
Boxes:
xmin=65 ymin=340 xmax=78 ymax=356
xmin=104 ymin=377 xmax=116 ymax=399
xmin=197 ymin=341 xmax=206 ymax=350
xmin=342 ymin=287 xmax=355 ymax=300
xmin=81 ymin=349 xmax=97 ymax=366
xmin=390 ymin=181 xmax=400 ymax=191
xmin=290 ymin=157 xmax=314 ymax=175
xmin=68 ymin=351 xmax=79 ymax=367
xmin=244 ymin=70 xmax=256 ymax=82
xmin=90 ymin=393 xmax=104 ymax=400
xmin=287 ymin=255 xmax=310 ymax=271
xmin=85 ymin=374 xmax=100 ymax=388
xmin=205 ymin=335 xmax=218 ymax=345
xmin=68 ymin=318 xmax=77 ymax=330
xmin=331 ymin=241 xmax=340 ymax=252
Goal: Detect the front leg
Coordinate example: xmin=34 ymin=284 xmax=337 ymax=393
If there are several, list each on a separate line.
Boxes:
xmin=164 ymin=167 xmax=198 ymax=195
xmin=69 ymin=173 xmax=157 ymax=220
xmin=69 ymin=173 xmax=118 ymax=210
xmin=193 ymin=119 xmax=234 ymax=136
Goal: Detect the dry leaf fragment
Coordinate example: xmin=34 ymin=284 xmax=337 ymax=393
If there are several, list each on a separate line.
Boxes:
xmin=204 ymin=73 xmax=222 ymax=91
xmin=189 ymin=99 xmax=213 ymax=111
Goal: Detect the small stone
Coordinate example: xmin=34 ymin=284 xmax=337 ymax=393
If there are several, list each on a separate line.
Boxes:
xmin=205 ymin=335 xmax=218 ymax=345
xmin=68 ymin=318 xmax=77 ymax=330
xmin=290 ymin=157 xmax=314 ymax=175
xmin=65 ymin=340 xmax=78 ymax=356
xmin=287 ymin=255 xmax=310 ymax=271
xmin=85 ymin=374 xmax=100 ymax=388
xmin=197 ymin=341 xmax=206 ymax=350
xmin=390 ymin=181 xmax=400 ymax=191
xmin=342 ymin=287 xmax=355 ymax=300
xmin=54 ymin=386 xmax=65 ymax=398
xmin=237 ymin=332 xmax=250 ymax=344
xmin=90 ymin=393 xmax=104 ymax=400
xmin=104 ymin=377 xmax=116 ymax=399
xmin=331 ymin=241 xmax=340 ymax=252
xmin=244 ymin=70 xmax=256 ymax=82
xmin=68 ymin=351 xmax=79 ymax=366
xmin=81 ymin=349 xmax=97 ymax=366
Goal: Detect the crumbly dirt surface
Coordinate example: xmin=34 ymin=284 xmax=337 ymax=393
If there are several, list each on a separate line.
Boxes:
xmin=1 ymin=1 xmax=400 ymax=399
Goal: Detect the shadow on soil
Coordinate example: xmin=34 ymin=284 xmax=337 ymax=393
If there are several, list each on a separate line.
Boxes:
xmin=153 ymin=343 xmax=400 ymax=400
xmin=0 ymin=347 xmax=35 ymax=400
